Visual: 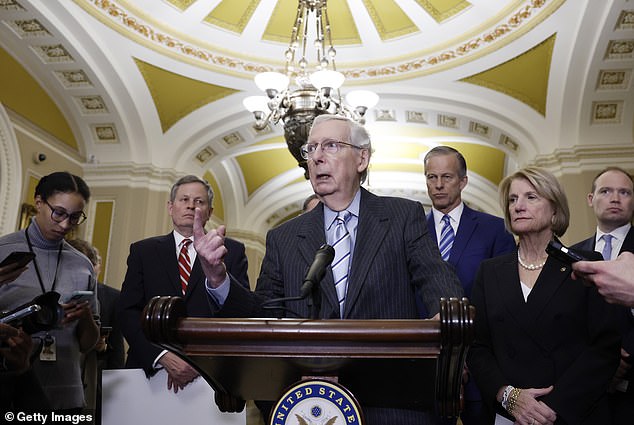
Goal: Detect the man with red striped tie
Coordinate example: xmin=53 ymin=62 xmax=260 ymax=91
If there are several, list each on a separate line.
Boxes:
xmin=119 ymin=175 xmax=250 ymax=393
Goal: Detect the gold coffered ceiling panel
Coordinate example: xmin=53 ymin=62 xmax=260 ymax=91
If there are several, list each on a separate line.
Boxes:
xmin=415 ymin=0 xmax=471 ymax=23
xmin=134 ymin=58 xmax=239 ymax=132
xmin=371 ymin=140 xmax=505 ymax=185
xmin=205 ymin=0 xmax=261 ymax=33
xmin=165 ymin=0 xmax=196 ymax=11
xmin=362 ymin=0 xmax=418 ymax=41
xmin=263 ymin=0 xmax=361 ymax=45
xmin=0 ymin=46 xmax=77 ymax=150
xmin=235 ymin=148 xmax=300 ymax=196
xmin=450 ymin=143 xmax=506 ymax=185
xmin=460 ymin=35 xmax=556 ymax=116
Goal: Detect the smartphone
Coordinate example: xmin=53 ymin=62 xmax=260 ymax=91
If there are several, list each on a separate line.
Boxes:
xmin=0 ymin=251 xmax=35 ymax=269
xmin=546 ymin=239 xmax=588 ymax=265
xmin=0 ymin=304 xmax=41 ymax=324
xmin=63 ymin=290 xmax=94 ymax=304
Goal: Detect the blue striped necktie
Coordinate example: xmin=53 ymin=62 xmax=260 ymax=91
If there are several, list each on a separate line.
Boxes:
xmin=331 ymin=211 xmax=351 ymax=317
xmin=439 ymin=214 xmax=454 ymax=261
xmin=601 ymin=234 xmax=614 ymax=260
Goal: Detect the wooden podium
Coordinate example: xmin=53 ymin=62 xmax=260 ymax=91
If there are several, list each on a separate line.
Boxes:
xmin=142 ymin=296 xmax=474 ymax=419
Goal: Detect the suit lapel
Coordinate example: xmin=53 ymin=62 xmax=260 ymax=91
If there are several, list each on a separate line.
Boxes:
xmin=497 ymin=255 xmax=569 ymax=351
xmin=620 ymin=228 xmax=634 ymax=253
xmin=525 ymin=258 xmax=569 ymax=319
xmin=495 ymin=255 xmax=527 ymax=323
xmin=157 ymin=233 xmax=182 ymax=295
xmin=426 ymin=212 xmax=436 ymax=241
xmin=297 ymin=206 xmax=336 ymax=313
xmin=183 ymin=258 xmax=204 ymax=300
xmin=343 ymin=189 xmax=389 ymax=318
xmin=577 ymin=235 xmax=596 ymax=252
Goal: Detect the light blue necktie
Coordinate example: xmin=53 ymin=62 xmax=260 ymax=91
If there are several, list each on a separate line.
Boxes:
xmin=439 ymin=214 xmax=455 ymax=261
xmin=331 ymin=211 xmax=351 ymax=317
xmin=602 ymin=234 xmax=614 ymax=260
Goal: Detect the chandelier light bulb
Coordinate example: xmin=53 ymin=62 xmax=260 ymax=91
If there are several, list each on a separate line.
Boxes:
xmin=345 ymin=90 xmax=380 ymax=109
xmin=310 ymin=69 xmax=344 ymax=90
xmin=242 ymin=96 xmax=270 ymax=113
xmin=254 ymin=72 xmax=289 ymax=93
xmin=245 ymin=0 xmax=380 ymax=178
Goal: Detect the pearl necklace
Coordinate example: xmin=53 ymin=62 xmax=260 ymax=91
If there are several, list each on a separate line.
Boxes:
xmin=517 ymin=251 xmax=547 ymax=270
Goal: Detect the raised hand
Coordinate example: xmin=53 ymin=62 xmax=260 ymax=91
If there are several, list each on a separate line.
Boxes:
xmin=192 ymin=207 xmax=228 ymax=287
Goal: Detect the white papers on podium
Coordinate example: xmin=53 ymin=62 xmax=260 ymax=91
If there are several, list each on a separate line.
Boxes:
xmin=102 ymin=368 xmax=246 ymax=425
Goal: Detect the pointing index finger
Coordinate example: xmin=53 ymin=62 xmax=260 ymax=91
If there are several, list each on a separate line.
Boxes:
xmin=193 ymin=207 xmax=206 ymax=240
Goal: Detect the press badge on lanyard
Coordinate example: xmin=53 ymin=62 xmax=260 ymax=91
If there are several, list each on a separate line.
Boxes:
xmin=40 ymin=333 xmax=57 ymax=362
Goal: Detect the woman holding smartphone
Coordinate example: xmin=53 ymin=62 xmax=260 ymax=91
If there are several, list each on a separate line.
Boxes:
xmin=0 ymin=171 xmax=99 ymax=413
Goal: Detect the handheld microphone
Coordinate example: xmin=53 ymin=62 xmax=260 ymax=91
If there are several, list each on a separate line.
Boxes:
xmin=299 ymin=244 xmax=335 ymax=298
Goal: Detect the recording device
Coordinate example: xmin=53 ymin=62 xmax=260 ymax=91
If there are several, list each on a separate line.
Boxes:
xmin=63 ymin=290 xmax=94 ymax=304
xmin=546 ymin=239 xmax=589 ymax=265
xmin=299 ymin=244 xmax=335 ymax=298
xmin=0 ymin=291 xmax=63 ymax=334
xmin=0 ymin=251 xmax=35 ymax=269
xmin=0 ymin=304 xmax=41 ymax=324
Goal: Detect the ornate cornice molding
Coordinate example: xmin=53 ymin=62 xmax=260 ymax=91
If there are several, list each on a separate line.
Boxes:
xmin=532 ymin=145 xmax=634 ymax=172
xmin=75 ymin=0 xmax=563 ymax=82
xmin=82 ymin=162 xmax=181 ymax=191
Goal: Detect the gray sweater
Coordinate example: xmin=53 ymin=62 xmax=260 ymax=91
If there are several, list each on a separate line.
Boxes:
xmin=0 ymin=220 xmax=97 ymax=409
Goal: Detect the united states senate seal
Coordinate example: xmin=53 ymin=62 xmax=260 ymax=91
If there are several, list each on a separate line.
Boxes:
xmin=269 ymin=379 xmax=363 ymax=425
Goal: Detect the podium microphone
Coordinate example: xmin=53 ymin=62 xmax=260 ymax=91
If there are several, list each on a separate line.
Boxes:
xmin=261 ymin=244 xmax=335 ymax=318
xmin=299 ymin=244 xmax=335 ymax=299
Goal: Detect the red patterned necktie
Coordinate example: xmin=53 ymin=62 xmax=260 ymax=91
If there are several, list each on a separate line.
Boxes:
xmin=178 ymin=239 xmax=192 ymax=295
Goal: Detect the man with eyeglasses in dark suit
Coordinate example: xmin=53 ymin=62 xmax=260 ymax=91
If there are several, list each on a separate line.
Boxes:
xmin=195 ymin=114 xmax=463 ymax=425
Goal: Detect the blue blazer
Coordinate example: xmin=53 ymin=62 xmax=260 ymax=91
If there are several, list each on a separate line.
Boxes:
xmin=426 ymin=204 xmax=516 ymax=298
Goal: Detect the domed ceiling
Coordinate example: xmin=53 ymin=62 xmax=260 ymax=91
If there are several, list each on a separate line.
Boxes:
xmin=0 ymin=0 xmax=632 ymax=235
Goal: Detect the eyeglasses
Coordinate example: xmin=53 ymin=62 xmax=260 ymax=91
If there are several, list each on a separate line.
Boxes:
xmin=43 ymin=199 xmax=87 ymax=225
xmin=300 ymin=139 xmax=364 ymax=160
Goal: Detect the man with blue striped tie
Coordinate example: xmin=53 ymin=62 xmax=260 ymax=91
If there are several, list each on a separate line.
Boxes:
xmin=424 ymin=146 xmax=516 ymax=425
xmin=199 ymin=114 xmax=463 ymax=425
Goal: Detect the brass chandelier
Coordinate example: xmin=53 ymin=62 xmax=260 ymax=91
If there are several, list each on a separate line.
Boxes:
xmin=243 ymin=0 xmax=379 ymax=177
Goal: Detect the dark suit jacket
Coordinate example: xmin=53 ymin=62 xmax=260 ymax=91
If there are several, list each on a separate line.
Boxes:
xmin=426 ymin=204 xmax=516 ymax=298
xmin=119 ymin=232 xmax=249 ymax=374
xmin=573 ymin=229 xmax=634 ymax=381
xmin=215 ymin=189 xmax=463 ymax=424
xmin=97 ymin=282 xmax=124 ymax=370
xmin=467 ymin=252 xmax=621 ymax=424
xmin=219 ymin=188 xmax=463 ymax=320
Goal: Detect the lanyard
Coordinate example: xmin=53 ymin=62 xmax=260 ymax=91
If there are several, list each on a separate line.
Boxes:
xmin=24 ymin=223 xmax=63 ymax=294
